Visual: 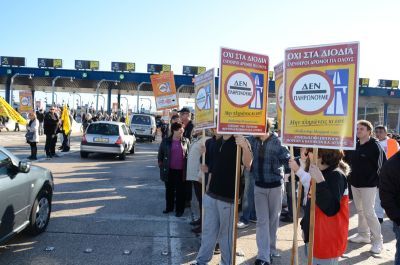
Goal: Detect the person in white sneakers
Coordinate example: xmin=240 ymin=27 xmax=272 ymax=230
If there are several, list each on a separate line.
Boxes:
xmin=346 ymin=120 xmax=386 ymax=254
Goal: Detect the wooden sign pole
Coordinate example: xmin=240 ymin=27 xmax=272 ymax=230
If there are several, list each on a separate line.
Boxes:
xmin=290 ymin=146 xmax=299 ymax=265
xmin=231 ymin=146 xmax=242 ymax=264
xmin=307 ymin=148 xmax=319 ymax=265
xmin=201 ymin=129 xmax=206 ymax=229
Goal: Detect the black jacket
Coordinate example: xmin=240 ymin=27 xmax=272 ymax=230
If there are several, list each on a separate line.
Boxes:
xmin=379 ymin=151 xmax=400 ymax=226
xmin=43 ymin=112 xmax=59 ymax=135
xmin=301 ymin=166 xmax=347 ymax=243
xmin=36 ymin=111 xmax=45 ymax=122
xmin=347 ymin=138 xmax=386 ymax=188
xmin=183 ymin=120 xmax=194 ymax=142
xmin=157 ymin=137 xmax=189 ymax=182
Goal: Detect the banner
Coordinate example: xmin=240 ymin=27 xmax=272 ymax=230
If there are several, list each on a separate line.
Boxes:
xmin=150 ymin=71 xmax=178 ymax=111
xmin=274 ymin=62 xmax=284 ymax=133
xmin=194 ymin=68 xmax=215 ymax=130
xmin=61 ymin=105 xmax=71 ymax=135
xmin=217 ymin=48 xmax=269 ymax=135
xmin=19 ymin=91 xmax=33 ymax=113
xmin=0 ymin=97 xmax=28 ymax=125
xmin=282 ymin=42 xmax=359 ymax=149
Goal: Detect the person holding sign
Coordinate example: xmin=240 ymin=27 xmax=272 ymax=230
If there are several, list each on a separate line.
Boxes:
xmin=299 ymin=149 xmax=350 ymax=265
xmin=249 ymin=120 xmax=290 ymax=265
xmin=192 ymin=134 xmax=252 ymax=265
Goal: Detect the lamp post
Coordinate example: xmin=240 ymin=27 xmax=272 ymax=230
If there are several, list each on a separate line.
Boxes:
xmin=99 ymin=95 xmax=106 ymax=111
xmin=140 ymin=98 xmax=152 ymax=112
xmin=96 ymin=79 xmax=119 ymax=112
xmin=10 ymin=73 xmax=34 ymax=107
xmin=51 ymin=76 xmax=75 ymax=105
xmin=75 ymin=93 xmax=82 ymax=109
xmin=121 ymin=96 xmax=129 ymax=116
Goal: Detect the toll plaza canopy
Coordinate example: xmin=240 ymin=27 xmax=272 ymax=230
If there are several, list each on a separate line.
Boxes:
xmin=0 ymin=66 xmax=276 ymax=102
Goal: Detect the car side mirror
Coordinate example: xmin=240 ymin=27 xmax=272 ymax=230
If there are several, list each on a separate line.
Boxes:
xmin=19 ymin=161 xmax=31 ymax=173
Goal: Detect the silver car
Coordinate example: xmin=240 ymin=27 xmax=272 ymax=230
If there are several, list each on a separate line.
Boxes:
xmin=0 ymin=146 xmax=54 ymax=244
xmin=80 ymin=121 xmax=136 ymax=160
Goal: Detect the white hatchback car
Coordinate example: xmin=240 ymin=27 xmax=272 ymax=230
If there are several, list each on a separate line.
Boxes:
xmin=80 ymin=121 xmax=136 ymax=160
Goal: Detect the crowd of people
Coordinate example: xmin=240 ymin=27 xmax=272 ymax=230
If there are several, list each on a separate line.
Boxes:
xmin=157 ymin=112 xmax=400 ymax=265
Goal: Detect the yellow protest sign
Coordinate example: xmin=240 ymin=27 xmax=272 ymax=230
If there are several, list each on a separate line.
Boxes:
xmin=194 ymin=68 xmax=215 ymax=130
xmin=282 ymin=42 xmax=359 ymax=149
xmin=217 ymin=48 xmax=269 ymax=135
xmin=61 ymin=105 xmax=71 ymax=135
xmin=19 ymin=91 xmax=33 ymax=113
xmin=274 ymin=62 xmax=284 ymax=134
xmin=150 ymin=71 xmax=178 ymax=111
xmin=0 ymin=97 xmax=28 ymax=125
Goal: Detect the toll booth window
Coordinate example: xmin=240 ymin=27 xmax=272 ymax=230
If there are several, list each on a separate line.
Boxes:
xmin=87 ymin=124 xmax=119 ymax=136
xmin=131 ymin=115 xmax=151 ymax=125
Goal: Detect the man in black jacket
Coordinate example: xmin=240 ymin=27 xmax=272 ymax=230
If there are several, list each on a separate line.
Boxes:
xmin=347 ymin=120 xmax=386 ymax=254
xmin=379 ymin=151 xmax=400 ymax=265
xmin=43 ymin=107 xmax=60 ymax=158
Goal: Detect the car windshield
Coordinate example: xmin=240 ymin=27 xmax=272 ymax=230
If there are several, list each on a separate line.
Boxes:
xmin=87 ymin=123 xmax=119 ymax=136
xmin=131 ymin=115 xmax=151 ymax=125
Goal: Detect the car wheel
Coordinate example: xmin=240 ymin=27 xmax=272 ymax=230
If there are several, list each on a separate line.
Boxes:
xmin=119 ymin=151 xmax=126 ymax=160
xmin=27 ymin=190 xmax=52 ymax=235
xmin=80 ymin=151 xmax=89 ymax=158
xmin=129 ymin=145 xmax=135 ymax=154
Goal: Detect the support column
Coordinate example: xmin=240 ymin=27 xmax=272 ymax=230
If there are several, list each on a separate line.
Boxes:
xmin=383 ymin=103 xmax=388 ymax=127
xmin=5 ymin=76 xmax=11 ymax=103
xmin=32 ymin=89 xmax=35 ymax=110
xmin=107 ymin=88 xmax=112 ymax=115
xmin=117 ymin=93 xmax=121 ymax=115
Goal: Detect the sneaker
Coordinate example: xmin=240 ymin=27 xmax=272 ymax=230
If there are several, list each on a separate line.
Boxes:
xmin=249 ymin=218 xmax=257 ymax=223
xmin=254 ymin=259 xmax=270 ymax=265
xmin=349 ymin=234 xmax=371 ymax=244
xmin=52 ymin=154 xmax=60 ymax=158
xmin=213 ymin=244 xmax=220 ymax=255
xmin=370 ymin=241 xmax=383 ymax=254
xmin=237 ymin=221 xmax=249 ymax=229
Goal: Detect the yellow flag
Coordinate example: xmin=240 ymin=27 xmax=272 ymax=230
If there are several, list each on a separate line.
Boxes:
xmin=0 ymin=97 xmax=28 ymax=125
xmin=61 ymin=105 xmax=71 ymax=135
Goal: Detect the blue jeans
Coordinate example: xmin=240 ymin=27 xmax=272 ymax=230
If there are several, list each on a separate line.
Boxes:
xmin=240 ymin=169 xmax=256 ymax=224
xmin=394 ymin=222 xmax=400 ymax=265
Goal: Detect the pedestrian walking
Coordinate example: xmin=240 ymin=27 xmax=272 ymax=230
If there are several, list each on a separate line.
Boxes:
xmin=36 ymin=109 xmax=45 ymax=135
xmin=379 ymin=150 xmax=400 ymax=265
xmin=347 ymin=120 xmax=386 ymax=254
xmin=158 ymin=122 xmax=190 ymax=217
xmin=26 ymin=112 xmax=39 ymax=160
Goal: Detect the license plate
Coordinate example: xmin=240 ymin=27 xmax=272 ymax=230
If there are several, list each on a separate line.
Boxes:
xmin=93 ymin=137 xmax=109 ymax=143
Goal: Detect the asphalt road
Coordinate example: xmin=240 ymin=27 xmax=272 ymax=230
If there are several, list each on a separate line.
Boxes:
xmin=0 ymin=131 xmax=397 ymax=264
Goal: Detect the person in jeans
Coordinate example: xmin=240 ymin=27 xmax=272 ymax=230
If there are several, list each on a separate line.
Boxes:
xmin=347 ymin=120 xmax=386 ymax=254
xmin=192 ymin=134 xmax=252 ymax=265
xmin=36 ymin=108 xmax=45 ymax=135
xmin=249 ymin=120 xmax=290 ymax=265
xmin=26 ymin=112 xmax=39 ymax=160
xmin=186 ymin=130 xmax=208 ymax=234
xmin=379 ymin=150 xmax=400 ymax=265
xmin=375 ymin=125 xmax=400 ymax=223
xmin=158 ymin=122 xmax=189 ymax=217
xmin=237 ymin=167 xmax=257 ymax=228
